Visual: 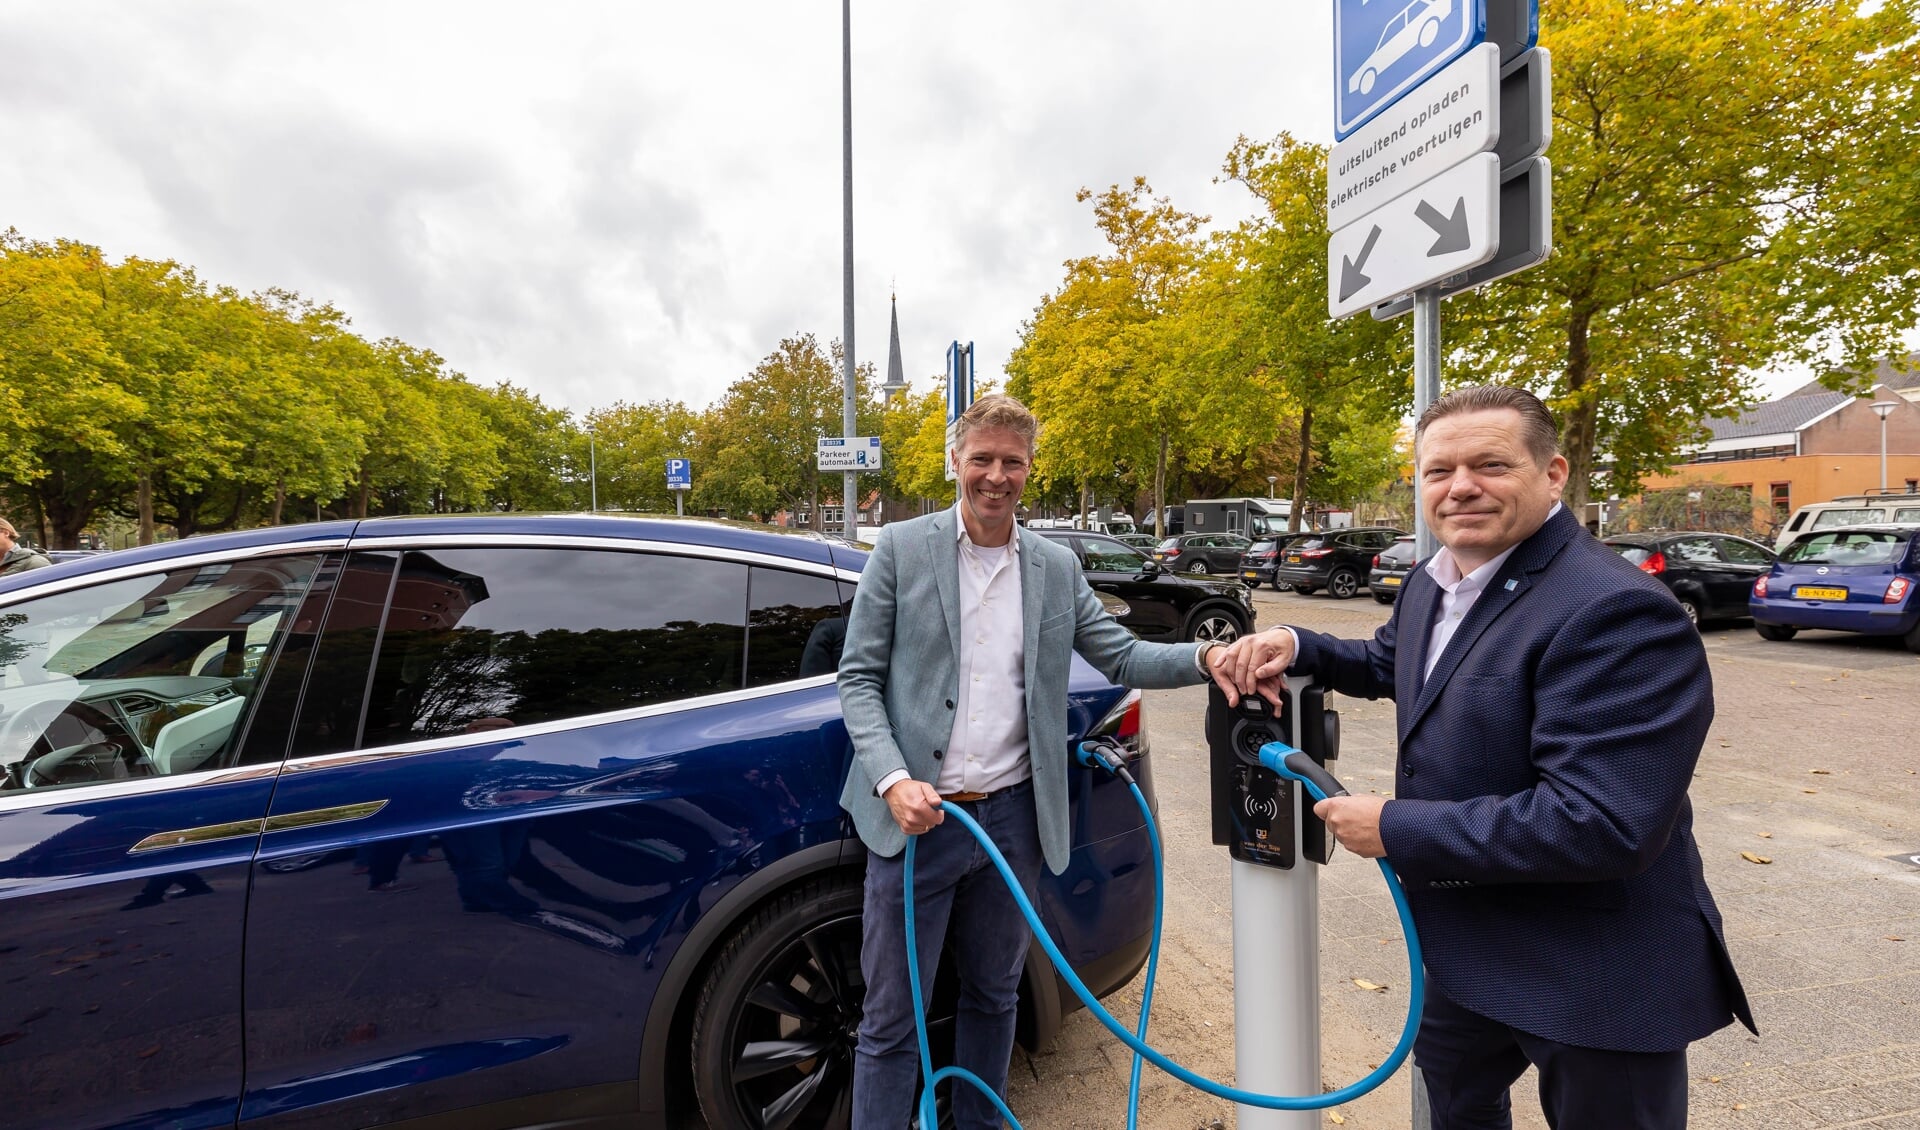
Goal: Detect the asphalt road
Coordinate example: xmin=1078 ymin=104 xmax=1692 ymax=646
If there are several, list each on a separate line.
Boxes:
xmin=1006 ymin=584 xmax=1920 ymax=1129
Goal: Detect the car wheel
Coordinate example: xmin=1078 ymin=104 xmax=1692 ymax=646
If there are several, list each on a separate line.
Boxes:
xmin=1293 ymin=586 xmax=1316 ymax=596
xmin=1187 ymin=606 xmax=1247 ymax=644
xmin=1271 ymin=579 xmax=1292 ymax=592
xmin=1359 ymin=67 xmax=1378 ymax=95
xmin=1677 ymin=596 xmax=1703 ymax=629
xmin=1373 ymin=592 xmax=1395 ymax=605
xmin=1327 ymin=569 xmax=1361 ymax=600
xmin=1187 ymin=560 xmax=1209 ymax=575
xmin=1755 ymin=623 xmax=1797 ymax=642
xmin=1904 ymin=619 xmax=1920 ymax=654
xmin=692 ymin=873 xmax=956 ymax=1130
xmin=1418 ymin=17 xmax=1440 ymax=47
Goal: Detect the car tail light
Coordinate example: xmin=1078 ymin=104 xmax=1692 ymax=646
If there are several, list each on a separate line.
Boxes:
xmin=1301 ymin=548 xmax=1333 ymax=559
xmin=1089 ymin=689 xmax=1147 ymax=760
xmin=1887 ymin=577 xmax=1912 ymax=604
xmin=1372 ymin=554 xmax=1381 ymax=568
xmin=1753 ymin=575 xmax=1769 ymax=598
xmin=1164 ymin=548 xmax=1182 ymax=557
xmin=1638 ymin=552 xmax=1666 ymax=575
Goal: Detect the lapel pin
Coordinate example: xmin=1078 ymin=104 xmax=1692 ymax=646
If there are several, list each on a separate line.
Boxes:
xmin=1504 ymin=579 xmax=1518 ymax=591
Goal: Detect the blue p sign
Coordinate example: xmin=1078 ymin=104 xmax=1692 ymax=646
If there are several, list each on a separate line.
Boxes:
xmin=665 ymin=459 xmax=692 ymax=488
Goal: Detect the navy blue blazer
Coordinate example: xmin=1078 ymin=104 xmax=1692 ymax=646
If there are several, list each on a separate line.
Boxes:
xmin=1289 ymin=506 xmax=1754 ymax=1052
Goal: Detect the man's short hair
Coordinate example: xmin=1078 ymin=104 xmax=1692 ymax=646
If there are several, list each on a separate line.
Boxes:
xmin=0 ymin=519 xmax=17 ymax=538
xmin=1414 ymin=385 xmax=1561 ymax=468
xmin=953 ymin=394 xmax=1040 ymax=458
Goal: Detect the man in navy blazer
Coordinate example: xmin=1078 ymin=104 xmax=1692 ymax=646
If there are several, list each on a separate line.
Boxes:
xmin=1222 ymin=386 xmax=1752 ymax=1129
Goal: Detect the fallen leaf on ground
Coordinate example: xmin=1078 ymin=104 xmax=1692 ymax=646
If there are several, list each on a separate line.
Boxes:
xmin=1888 ymin=936 xmax=1906 ymax=942
xmin=1803 ymin=788 xmax=1818 ymax=794
xmin=1733 ymin=1103 xmax=1748 ymax=1110
xmin=1708 ymin=1076 xmax=1721 ymax=1083
xmin=1757 ymin=831 xmax=1772 ymax=838
xmin=1810 ymin=769 xmax=1831 ymax=775
xmin=1329 ymin=1113 xmax=1347 ymax=1125
xmin=1352 ymin=978 xmax=1389 ymax=992
xmin=1740 ymin=852 xmax=1772 ymax=865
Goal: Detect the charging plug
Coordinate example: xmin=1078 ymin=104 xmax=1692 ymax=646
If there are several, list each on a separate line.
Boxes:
xmin=1076 ymin=740 xmax=1135 ymax=784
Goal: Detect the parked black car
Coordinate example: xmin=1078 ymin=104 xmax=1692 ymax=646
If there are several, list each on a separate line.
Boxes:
xmin=1367 ymin=535 xmax=1418 ymax=603
xmin=1239 ymin=533 xmax=1312 ymax=591
xmin=1151 ymin=533 xmax=1252 ymax=577
xmin=1603 ymin=531 xmax=1778 ymax=626
xmin=1033 ymin=530 xmax=1255 ymax=642
xmin=1274 ymin=526 xmax=1407 ymax=599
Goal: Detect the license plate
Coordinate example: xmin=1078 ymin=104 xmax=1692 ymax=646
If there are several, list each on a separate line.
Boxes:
xmin=1793 ymin=585 xmax=1847 ymax=600
xmin=1379 ymin=575 xmax=1402 ymax=586
xmin=1242 ymin=571 xmax=1259 ymax=580
xmin=1285 ymin=554 xmax=1302 ymax=564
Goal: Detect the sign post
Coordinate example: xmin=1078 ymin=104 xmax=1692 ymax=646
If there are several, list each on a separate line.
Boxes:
xmin=944 ymin=341 xmax=975 ymax=482
xmin=665 ymin=458 xmax=692 ymax=517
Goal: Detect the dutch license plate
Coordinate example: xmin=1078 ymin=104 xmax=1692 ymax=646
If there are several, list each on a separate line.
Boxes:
xmin=1285 ymin=554 xmax=1303 ymax=564
xmin=1242 ymin=571 xmax=1259 ymax=580
xmin=1793 ymin=585 xmax=1847 ymax=600
xmin=1380 ymin=575 xmax=1402 ymax=586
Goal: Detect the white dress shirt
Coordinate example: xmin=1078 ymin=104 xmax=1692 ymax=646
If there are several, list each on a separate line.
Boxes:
xmin=1421 ymin=502 xmax=1560 ymax=680
xmin=874 ymin=511 xmax=1031 ymax=799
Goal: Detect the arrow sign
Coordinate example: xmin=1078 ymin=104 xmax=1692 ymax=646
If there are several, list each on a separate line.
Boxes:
xmin=1339 ymin=226 xmax=1383 ymax=301
xmin=1328 ymin=152 xmax=1499 ymax=318
xmin=1373 ymin=156 xmax=1552 ymax=319
xmin=1417 ymin=197 xmax=1471 ymax=254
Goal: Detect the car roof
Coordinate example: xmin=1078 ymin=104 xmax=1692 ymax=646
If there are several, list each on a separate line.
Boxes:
xmin=1785 ymin=522 xmax=1919 ymax=538
xmin=0 ymin=513 xmax=849 ymax=598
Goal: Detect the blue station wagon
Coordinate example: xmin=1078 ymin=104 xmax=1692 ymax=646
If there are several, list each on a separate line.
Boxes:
xmin=0 ymin=515 xmax=1161 ymax=1130
xmin=1750 ymin=524 xmax=1920 ymax=652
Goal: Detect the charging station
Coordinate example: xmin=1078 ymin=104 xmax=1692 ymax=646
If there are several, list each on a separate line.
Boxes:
xmin=1207 ymin=678 xmax=1342 ymax=1130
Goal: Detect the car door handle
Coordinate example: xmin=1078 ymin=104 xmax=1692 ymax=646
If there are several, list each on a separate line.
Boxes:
xmin=262 ymin=800 xmax=390 ymax=834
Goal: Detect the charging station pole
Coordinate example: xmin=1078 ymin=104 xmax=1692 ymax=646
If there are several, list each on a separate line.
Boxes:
xmin=1208 ymin=677 xmax=1341 ymax=1129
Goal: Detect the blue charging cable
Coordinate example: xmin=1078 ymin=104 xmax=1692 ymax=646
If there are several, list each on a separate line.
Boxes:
xmin=903 ymin=739 xmax=1425 ymax=1128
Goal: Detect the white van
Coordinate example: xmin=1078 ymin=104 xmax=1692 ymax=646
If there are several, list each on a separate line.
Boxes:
xmin=1775 ymin=493 xmax=1920 ymax=551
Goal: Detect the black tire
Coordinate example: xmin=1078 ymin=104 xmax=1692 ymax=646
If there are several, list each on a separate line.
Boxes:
xmin=1373 ymin=592 xmax=1395 ymax=605
xmin=1187 ymin=560 xmax=1209 ymax=575
xmin=1677 ymin=596 xmax=1703 ymax=629
xmin=691 ymin=874 xmax=957 ymax=1130
xmin=1293 ymin=586 xmax=1316 ymax=597
xmin=1186 ymin=605 xmax=1247 ymax=644
xmin=1906 ymin=619 xmax=1920 ymax=654
xmin=1327 ymin=569 xmax=1361 ymax=600
xmin=1271 ymin=579 xmax=1291 ymax=592
xmin=1755 ymin=623 xmax=1797 ymax=642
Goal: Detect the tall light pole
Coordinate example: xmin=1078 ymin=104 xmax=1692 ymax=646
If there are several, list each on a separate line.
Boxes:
xmin=1872 ymin=401 xmax=1899 ymax=491
xmin=840 ymin=0 xmax=859 ymax=542
xmin=588 ymin=426 xmax=598 ymax=513
xmin=1267 ymin=474 xmax=1277 ymax=499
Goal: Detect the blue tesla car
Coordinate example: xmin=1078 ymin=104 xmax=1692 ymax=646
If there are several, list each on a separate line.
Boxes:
xmin=0 ymin=515 xmax=1161 ymax=1130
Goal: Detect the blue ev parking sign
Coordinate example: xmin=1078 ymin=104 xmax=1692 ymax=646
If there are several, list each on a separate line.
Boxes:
xmin=1335 ymin=0 xmax=1485 ymax=138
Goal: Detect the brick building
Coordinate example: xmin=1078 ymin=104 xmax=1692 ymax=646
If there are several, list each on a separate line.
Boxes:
xmin=1638 ymin=357 xmax=1920 ymax=526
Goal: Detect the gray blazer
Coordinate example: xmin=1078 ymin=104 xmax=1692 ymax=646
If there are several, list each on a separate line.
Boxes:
xmin=837 ymin=508 xmax=1206 ymax=874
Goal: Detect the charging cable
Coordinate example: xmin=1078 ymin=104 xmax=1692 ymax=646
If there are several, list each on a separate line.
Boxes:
xmin=902 ymin=738 xmax=1424 ymax=1128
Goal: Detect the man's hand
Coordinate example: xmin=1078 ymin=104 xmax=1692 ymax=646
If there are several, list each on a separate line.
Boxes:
xmin=883 ymin=778 xmax=945 ymax=836
xmin=1313 ymin=795 xmax=1388 ymax=858
xmin=1219 ymin=627 xmax=1295 ymax=706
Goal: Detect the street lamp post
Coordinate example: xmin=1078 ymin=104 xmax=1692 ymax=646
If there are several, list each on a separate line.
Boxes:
xmin=1266 ymin=475 xmax=1277 ymax=499
xmin=588 ymin=428 xmax=598 ymax=513
xmin=1872 ymin=401 xmax=1899 ymax=491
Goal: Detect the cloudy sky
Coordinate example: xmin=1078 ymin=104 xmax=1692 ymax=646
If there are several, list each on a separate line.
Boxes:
xmin=1 ymin=1 xmax=1347 ymax=416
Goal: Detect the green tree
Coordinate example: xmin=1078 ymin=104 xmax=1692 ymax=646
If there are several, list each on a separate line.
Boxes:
xmin=878 ymin=384 xmax=954 ymax=508
xmin=585 ymin=399 xmax=699 ymax=513
xmin=1438 ymin=0 xmax=1920 ymax=508
xmin=475 ymin=383 xmax=580 ymax=512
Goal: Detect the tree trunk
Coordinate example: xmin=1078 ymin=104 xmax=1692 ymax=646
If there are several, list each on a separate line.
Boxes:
xmin=1560 ymin=304 xmax=1597 ymax=514
xmin=355 ymin=465 xmax=373 ymax=520
xmin=271 ymin=477 xmax=286 ymax=526
xmin=1290 ymin=404 xmax=1314 ymax=532
xmin=1153 ymin=431 xmax=1168 ymax=538
xmin=1079 ymin=482 xmax=1091 ymax=529
xmin=137 ymin=472 xmax=155 ymax=546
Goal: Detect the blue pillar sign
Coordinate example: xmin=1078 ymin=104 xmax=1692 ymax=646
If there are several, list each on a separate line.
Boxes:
xmin=665 ymin=458 xmax=692 ymax=490
xmin=944 ymin=340 xmax=975 ymax=482
xmin=1335 ymin=0 xmax=1487 ymax=139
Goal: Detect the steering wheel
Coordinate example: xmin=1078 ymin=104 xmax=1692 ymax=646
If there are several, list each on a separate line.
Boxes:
xmin=2 ymin=699 xmax=124 ymax=791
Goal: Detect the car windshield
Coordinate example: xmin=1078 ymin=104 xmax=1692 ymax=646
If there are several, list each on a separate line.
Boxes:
xmin=1781 ymin=531 xmax=1911 ymax=566
xmin=1084 ymin=540 xmax=1150 ymax=572
xmin=1249 ymin=540 xmax=1277 ymax=553
xmin=1608 ymin=543 xmax=1653 ymax=566
xmin=1380 ymin=541 xmax=1416 ymax=564
xmin=1157 ymin=537 xmax=1182 ymax=551
xmin=1292 ymin=536 xmax=1331 ymax=550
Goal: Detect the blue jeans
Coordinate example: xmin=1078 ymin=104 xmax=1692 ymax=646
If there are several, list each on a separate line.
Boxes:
xmin=852 ymin=780 xmax=1041 ymax=1130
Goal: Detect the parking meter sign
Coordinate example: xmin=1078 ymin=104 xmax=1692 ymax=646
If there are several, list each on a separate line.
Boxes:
xmin=665 ymin=458 xmax=692 ymax=490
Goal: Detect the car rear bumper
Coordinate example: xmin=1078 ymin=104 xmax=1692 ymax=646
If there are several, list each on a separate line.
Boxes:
xmin=1239 ymin=563 xmax=1277 ymax=583
xmin=1273 ymin=564 xmax=1333 ymax=585
xmin=1369 ymin=570 xmax=1409 ymax=593
xmin=1751 ymin=598 xmax=1919 ymax=636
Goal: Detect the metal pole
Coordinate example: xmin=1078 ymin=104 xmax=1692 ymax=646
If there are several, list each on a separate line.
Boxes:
xmin=675 ymin=490 xmax=684 ymax=517
xmin=841 ymin=0 xmax=859 ymax=542
xmin=589 ymin=431 xmax=598 ymax=513
xmin=1412 ymin=286 xmax=1442 ymax=561
xmin=1882 ymin=415 xmax=1890 ymax=492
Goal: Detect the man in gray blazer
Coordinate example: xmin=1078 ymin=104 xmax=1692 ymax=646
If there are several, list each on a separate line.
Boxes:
xmin=838 ymin=395 xmax=1235 ymax=1129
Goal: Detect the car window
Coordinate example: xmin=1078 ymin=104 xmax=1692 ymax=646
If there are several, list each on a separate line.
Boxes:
xmin=1715 ymin=538 xmax=1773 ymax=566
xmin=359 ymin=547 xmax=748 ymax=748
xmin=1381 ymin=540 xmax=1416 ymax=564
xmin=1781 ymin=531 xmax=1911 ymax=565
xmin=1609 ymin=542 xmax=1653 ymax=566
xmin=1293 ymin=535 xmax=1331 ymax=551
xmin=1249 ymin=540 xmax=1277 ymax=553
xmin=1811 ymin=508 xmax=1884 ymax=529
xmin=0 ymin=554 xmax=320 ymax=794
xmin=1156 ymin=537 xmax=1181 ymax=552
xmin=1083 ymin=539 xmax=1151 ymax=573
xmin=1894 ymin=507 xmax=1920 ymax=524
xmin=746 ymin=566 xmax=845 ymax=687
xmin=1668 ymin=537 xmax=1720 ymax=564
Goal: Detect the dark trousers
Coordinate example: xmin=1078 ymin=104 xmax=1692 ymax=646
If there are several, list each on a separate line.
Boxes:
xmin=1416 ymin=984 xmax=1690 ymax=1130
xmin=852 ymin=781 xmax=1041 ymax=1130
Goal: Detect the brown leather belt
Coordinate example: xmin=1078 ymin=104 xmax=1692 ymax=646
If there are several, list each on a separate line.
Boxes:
xmin=940 ymin=791 xmax=991 ymax=803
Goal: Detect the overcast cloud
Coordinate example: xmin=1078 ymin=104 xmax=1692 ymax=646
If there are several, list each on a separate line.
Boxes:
xmin=0 ymin=1 xmax=1344 ymax=414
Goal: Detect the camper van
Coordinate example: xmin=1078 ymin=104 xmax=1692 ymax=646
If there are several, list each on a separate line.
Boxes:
xmin=1183 ymin=497 xmax=1297 ymax=539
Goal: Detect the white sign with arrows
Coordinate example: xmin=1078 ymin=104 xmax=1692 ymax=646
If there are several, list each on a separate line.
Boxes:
xmin=1326 ymin=152 xmax=1500 ymax=318
xmin=1327 ymin=42 xmax=1500 ymax=235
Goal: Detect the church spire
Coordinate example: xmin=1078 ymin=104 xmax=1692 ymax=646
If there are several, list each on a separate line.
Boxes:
xmin=881 ymin=290 xmax=909 ymax=398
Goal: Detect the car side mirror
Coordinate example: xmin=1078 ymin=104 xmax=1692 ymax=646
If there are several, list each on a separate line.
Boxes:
xmin=1138 ymin=559 xmax=1162 ymax=577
